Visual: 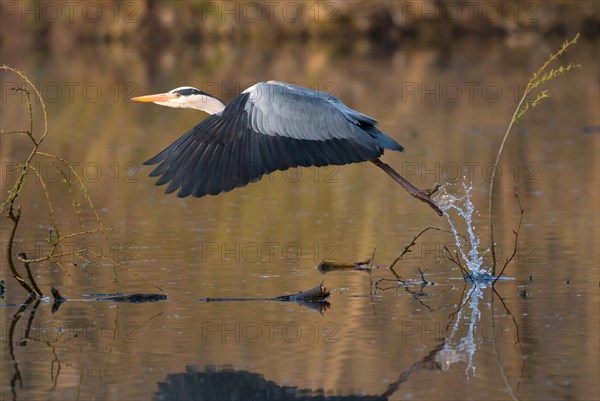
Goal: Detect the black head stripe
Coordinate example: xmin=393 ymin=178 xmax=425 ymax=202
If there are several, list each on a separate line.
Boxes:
xmin=171 ymin=87 xmax=207 ymax=97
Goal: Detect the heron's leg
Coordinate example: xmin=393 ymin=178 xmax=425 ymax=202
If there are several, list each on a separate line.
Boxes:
xmin=370 ymin=158 xmax=443 ymax=216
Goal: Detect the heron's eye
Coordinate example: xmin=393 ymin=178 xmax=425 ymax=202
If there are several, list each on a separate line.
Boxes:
xmin=175 ymin=93 xmax=182 ymax=98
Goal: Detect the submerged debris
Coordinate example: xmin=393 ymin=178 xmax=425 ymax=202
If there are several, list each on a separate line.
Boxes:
xmin=316 ymin=259 xmax=373 ymax=273
xmin=51 ymin=287 xmax=167 ymax=313
xmin=199 ymin=282 xmax=331 ymax=303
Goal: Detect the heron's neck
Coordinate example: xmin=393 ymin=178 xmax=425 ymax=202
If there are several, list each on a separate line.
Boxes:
xmin=190 ymin=94 xmax=226 ymax=114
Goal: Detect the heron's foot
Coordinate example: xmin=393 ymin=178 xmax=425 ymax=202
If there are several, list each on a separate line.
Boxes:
xmin=414 ymin=184 xmax=443 ymax=216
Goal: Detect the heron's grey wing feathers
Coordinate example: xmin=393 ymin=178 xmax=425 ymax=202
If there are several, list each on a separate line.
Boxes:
xmin=262 ymin=81 xmax=378 ymax=126
xmin=144 ymin=82 xmax=404 ymax=198
xmin=245 ymin=82 xmax=362 ymax=141
xmin=245 ymin=82 xmax=402 ymax=151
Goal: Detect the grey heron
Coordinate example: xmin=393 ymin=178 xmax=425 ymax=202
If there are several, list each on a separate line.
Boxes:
xmin=132 ymin=81 xmax=442 ymax=215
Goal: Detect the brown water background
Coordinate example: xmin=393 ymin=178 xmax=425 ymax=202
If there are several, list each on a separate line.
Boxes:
xmin=1 ymin=2 xmax=599 ymax=400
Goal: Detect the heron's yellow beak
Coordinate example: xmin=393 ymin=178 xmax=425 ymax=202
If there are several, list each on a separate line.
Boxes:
xmin=130 ymin=93 xmax=176 ymax=103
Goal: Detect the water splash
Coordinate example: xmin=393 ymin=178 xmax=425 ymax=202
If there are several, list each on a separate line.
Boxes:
xmin=431 ymin=182 xmax=497 ymax=378
xmin=434 ymin=182 xmax=494 ymax=281
xmin=436 ymin=284 xmax=484 ymax=376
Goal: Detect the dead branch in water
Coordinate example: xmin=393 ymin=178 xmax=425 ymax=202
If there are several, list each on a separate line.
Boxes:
xmin=200 ymin=282 xmax=330 ymax=303
xmin=6 ymin=206 xmax=41 ymax=296
xmin=50 ymin=287 xmax=167 ymax=313
xmin=19 ymin=252 xmax=43 ymax=297
xmin=274 ymin=282 xmax=331 ymax=302
xmin=316 ymin=259 xmax=374 ymax=273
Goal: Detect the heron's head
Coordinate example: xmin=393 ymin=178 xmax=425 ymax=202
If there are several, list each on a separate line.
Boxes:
xmin=131 ymin=86 xmax=226 ymax=114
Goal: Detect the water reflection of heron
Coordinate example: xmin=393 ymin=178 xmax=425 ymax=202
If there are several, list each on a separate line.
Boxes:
xmin=154 ymin=365 xmax=386 ymax=401
xmin=132 ymin=81 xmax=442 ymax=215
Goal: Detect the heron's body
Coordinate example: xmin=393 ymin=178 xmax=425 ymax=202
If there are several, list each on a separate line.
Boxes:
xmin=132 ymin=81 xmax=443 ymax=215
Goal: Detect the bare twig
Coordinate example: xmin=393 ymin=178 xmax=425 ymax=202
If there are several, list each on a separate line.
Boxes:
xmin=444 ymin=245 xmax=474 ymax=283
xmin=405 ymin=283 xmax=433 ymax=312
xmin=389 ymin=226 xmax=449 ymax=278
xmin=492 ymin=286 xmax=522 ymax=347
xmin=493 ymin=193 xmax=524 ymax=285
xmin=374 ymin=277 xmax=407 ymax=290
xmin=86 ymin=249 xmax=164 ymax=293
xmin=449 ymin=285 xmax=477 ymax=324
xmin=369 ymin=248 xmax=376 ymax=269
xmin=13 ymin=228 xmax=113 ymax=265
xmin=0 ymin=66 xmax=48 ymax=216
xmin=447 ymin=280 xmax=469 ymax=325
xmin=368 ymin=248 xmax=377 ymax=312
xmin=490 ymin=287 xmax=521 ymax=401
xmin=26 ymin=165 xmax=59 ymax=236
xmin=36 ymin=152 xmax=103 ymax=228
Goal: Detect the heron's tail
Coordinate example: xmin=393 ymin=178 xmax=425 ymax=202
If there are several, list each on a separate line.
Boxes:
xmin=377 ymin=132 xmax=405 ymax=152
xmin=364 ymin=125 xmax=404 ymax=152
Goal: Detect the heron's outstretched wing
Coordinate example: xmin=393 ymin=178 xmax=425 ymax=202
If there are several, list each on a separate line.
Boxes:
xmin=144 ymin=81 xmax=404 ymax=198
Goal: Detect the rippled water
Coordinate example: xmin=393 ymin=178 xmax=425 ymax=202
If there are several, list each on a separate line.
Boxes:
xmin=1 ymin=36 xmax=598 ymax=401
